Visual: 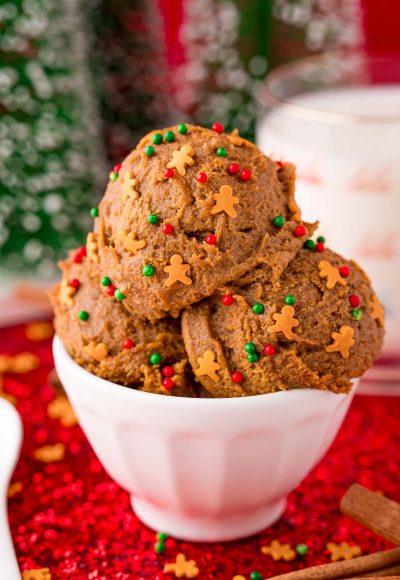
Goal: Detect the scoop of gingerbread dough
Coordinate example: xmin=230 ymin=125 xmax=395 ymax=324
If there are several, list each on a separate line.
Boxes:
xmin=50 ymin=252 xmax=196 ymax=397
xmin=182 ymin=248 xmax=384 ymax=397
xmin=93 ymin=124 xmax=315 ymax=320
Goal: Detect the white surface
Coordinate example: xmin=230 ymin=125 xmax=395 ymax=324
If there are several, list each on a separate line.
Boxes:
xmin=0 ymin=399 xmax=23 ymax=579
xmin=258 ymin=86 xmax=400 ymax=367
xmin=53 ymin=336 xmax=356 ymax=542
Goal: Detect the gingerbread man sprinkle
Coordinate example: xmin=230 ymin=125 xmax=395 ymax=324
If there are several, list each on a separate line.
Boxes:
xmin=370 ymin=294 xmax=384 ymax=327
xmin=8 ymin=481 xmax=23 ymax=498
xmin=261 ymin=539 xmax=296 ymax=562
xmin=83 ymin=341 xmax=109 ymax=362
xmin=48 ymin=395 xmax=77 ymax=427
xmin=327 ymin=541 xmax=362 ymax=562
xmin=167 ymin=144 xmax=195 ymax=176
xmin=326 ymin=325 xmax=355 ymax=359
xmin=164 ymin=553 xmax=199 ymax=578
xmin=267 ymin=305 xmax=299 ymax=340
xmin=60 ymin=278 xmax=76 ymax=307
xmin=227 ymin=128 xmax=244 ymax=147
xmin=26 ymin=321 xmax=54 ymax=342
xmin=119 ymin=230 xmax=146 ymax=255
xmin=34 ymin=443 xmax=65 ymax=463
xmin=164 ymin=254 xmax=192 ymax=287
xmin=211 ymin=184 xmax=239 ymax=218
xmin=318 ymin=261 xmax=347 ymax=290
xmin=195 ymin=350 xmax=220 ymax=382
xmin=22 ymin=569 xmax=51 ymax=580
xmin=122 ymin=169 xmax=139 ymax=201
xmin=86 ymin=232 xmax=99 ymax=263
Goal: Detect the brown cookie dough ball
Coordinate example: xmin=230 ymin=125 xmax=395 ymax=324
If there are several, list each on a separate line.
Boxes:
xmin=94 ymin=124 xmax=315 ymax=320
xmin=50 ymin=252 xmax=197 ymax=397
xmin=182 ymin=248 xmax=384 ymax=397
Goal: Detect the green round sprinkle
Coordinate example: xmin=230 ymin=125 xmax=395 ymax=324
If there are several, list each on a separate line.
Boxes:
xmin=247 ymin=353 xmax=259 ymax=363
xmin=352 ymin=308 xmax=363 ymax=321
xmin=252 ymin=303 xmax=264 ymax=315
xmin=109 ymin=171 xmax=119 ymax=182
xmin=114 ymin=289 xmax=126 ymax=301
xmin=164 ymin=130 xmax=175 ymax=142
xmin=296 ymin=543 xmax=308 ymax=556
xmin=244 ymin=342 xmax=256 ymax=354
xmin=144 ymin=145 xmax=155 ymax=156
xmin=152 ymin=133 xmax=163 ymax=145
xmin=317 ymin=236 xmax=326 ymax=243
xmin=178 ymin=123 xmax=188 ymax=134
xmin=157 ymin=532 xmax=168 ymax=542
xmin=148 ymin=214 xmax=159 ymax=225
xmin=250 ymin=572 xmax=262 ymax=580
xmin=154 ymin=542 xmax=165 ymax=554
xmin=149 ymin=352 xmax=162 ymax=365
xmin=304 ymin=239 xmax=316 ymax=250
xmin=90 ymin=207 xmax=99 ymax=218
xmin=143 ymin=264 xmax=155 ymax=277
xmin=101 ymin=276 xmax=111 ymax=287
xmin=77 ymin=310 xmax=89 ymax=321
xmin=285 ymin=294 xmax=296 ymax=306
xmin=273 ymin=215 xmax=285 ymax=228
xmin=216 ymin=147 xmax=227 ymax=157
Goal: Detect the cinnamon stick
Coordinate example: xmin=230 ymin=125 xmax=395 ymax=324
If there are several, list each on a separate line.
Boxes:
xmin=265 ymin=547 xmax=400 ymax=580
xmin=340 ymin=484 xmax=400 ymax=545
xmin=350 ymin=563 xmax=400 ymax=577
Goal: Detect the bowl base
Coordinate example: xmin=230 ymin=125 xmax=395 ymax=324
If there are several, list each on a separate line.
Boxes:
xmin=131 ymin=496 xmax=286 ymax=543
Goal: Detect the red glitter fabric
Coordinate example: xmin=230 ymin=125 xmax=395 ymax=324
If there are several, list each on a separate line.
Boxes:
xmin=2 ymin=322 xmax=400 ymax=579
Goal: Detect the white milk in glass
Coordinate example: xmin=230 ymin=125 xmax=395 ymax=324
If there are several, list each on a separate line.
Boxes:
xmin=258 ymin=86 xmax=400 ymax=387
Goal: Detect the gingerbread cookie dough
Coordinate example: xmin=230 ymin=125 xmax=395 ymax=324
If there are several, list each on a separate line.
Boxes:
xmin=182 ymin=248 xmax=384 ymax=397
xmin=50 ymin=252 xmax=196 ymax=397
xmin=94 ymin=124 xmax=315 ymax=320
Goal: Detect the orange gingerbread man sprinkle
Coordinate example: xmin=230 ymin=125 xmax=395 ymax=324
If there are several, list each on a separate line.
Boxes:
xmin=119 ymin=230 xmax=146 ymax=255
xmin=167 ymin=144 xmax=195 ymax=176
xmin=211 ymin=184 xmax=239 ymax=218
xmin=22 ymin=569 xmax=51 ymax=580
xmin=164 ymin=553 xmax=199 ymax=578
xmin=86 ymin=232 xmax=99 ymax=263
xmin=227 ymin=128 xmax=244 ymax=147
xmin=164 ymin=254 xmax=192 ymax=287
xmin=261 ymin=539 xmax=296 ymax=562
xmin=267 ymin=305 xmax=299 ymax=340
xmin=48 ymin=395 xmax=77 ymax=427
xmin=370 ymin=294 xmax=384 ymax=327
xmin=83 ymin=341 xmax=108 ymax=362
xmin=34 ymin=443 xmax=65 ymax=463
xmin=318 ymin=261 xmax=347 ymax=290
xmin=122 ymin=169 xmax=139 ymax=201
xmin=0 ymin=352 xmax=39 ymax=374
xmin=60 ymin=278 xmax=76 ymax=307
xmin=326 ymin=325 xmax=355 ymax=359
xmin=195 ymin=350 xmax=220 ymax=382
xmin=8 ymin=481 xmax=23 ymax=498
xmin=327 ymin=541 xmax=362 ymax=562
xmin=26 ymin=322 xmax=54 ymax=342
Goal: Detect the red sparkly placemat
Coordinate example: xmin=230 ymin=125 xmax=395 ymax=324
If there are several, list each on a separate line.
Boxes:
xmin=2 ymin=321 xmax=399 ymax=579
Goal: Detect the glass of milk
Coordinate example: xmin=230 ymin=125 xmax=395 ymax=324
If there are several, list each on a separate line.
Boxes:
xmin=257 ymin=53 xmax=400 ymax=393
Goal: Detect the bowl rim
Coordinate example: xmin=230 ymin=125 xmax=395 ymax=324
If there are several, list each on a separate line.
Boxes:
xmin=53 ymin=335 xmax=355 ymax=408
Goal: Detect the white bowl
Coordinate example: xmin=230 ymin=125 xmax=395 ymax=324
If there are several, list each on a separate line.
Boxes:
xmin=53 ymin=336 xmax=356 ymax=542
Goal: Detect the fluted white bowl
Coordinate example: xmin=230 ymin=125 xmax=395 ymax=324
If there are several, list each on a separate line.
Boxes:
xmin=53 ymin=336 xmax=356 ymax=542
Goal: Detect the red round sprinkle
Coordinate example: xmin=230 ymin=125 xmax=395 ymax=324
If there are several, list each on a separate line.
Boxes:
xmin=294 ymin=225 xmax=306 ymax=237
xmin=73 ymin=246 xmax=86 ymax=263
xmin=239 ymin=168 xmax=252 ymax=181
xmin=123 ymin=338 xmax=134 ymax=349
xmin=164 ymin=168 xmax=174 ymax=179
xmin=161 ymin=365 xmax=174 ymax=377
xmin=162 ymin=377 xmax=174 ymax=390
xmin=315 ymin=242 xmax=325 ymax=253
xmin=196 ymin=172 xmax=208 ymax=183
xmin=339 ymin=265 xmax=350 ymax=278
xmin=231 ymin=371 xmax=243 ymax=383
xmin=106 ymin=285 xmax=116 ymax=296
xmin=275 ymin=161 xmax=284 ymax=169
xmin=228 ymin=163 xmax=240 ymax=175
xmin=264 ymin=343 xmax=277 ymax=356
xmin=222 ymin=294 xmax=234 ymax=306
xmin=205 ymin=234 xmax=217 ymax=245
xmin=349 ymin=294 xmax=361 ymax=308
xmin=162 ymin=223 xmax=174 ymax=235
xmin=212 ymin=122 xmax=224 ymax=133
xmin=113 ymin=163 xmax=122 ymax=173
xmin=68 ymin=278 xmax=80 ymax=289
